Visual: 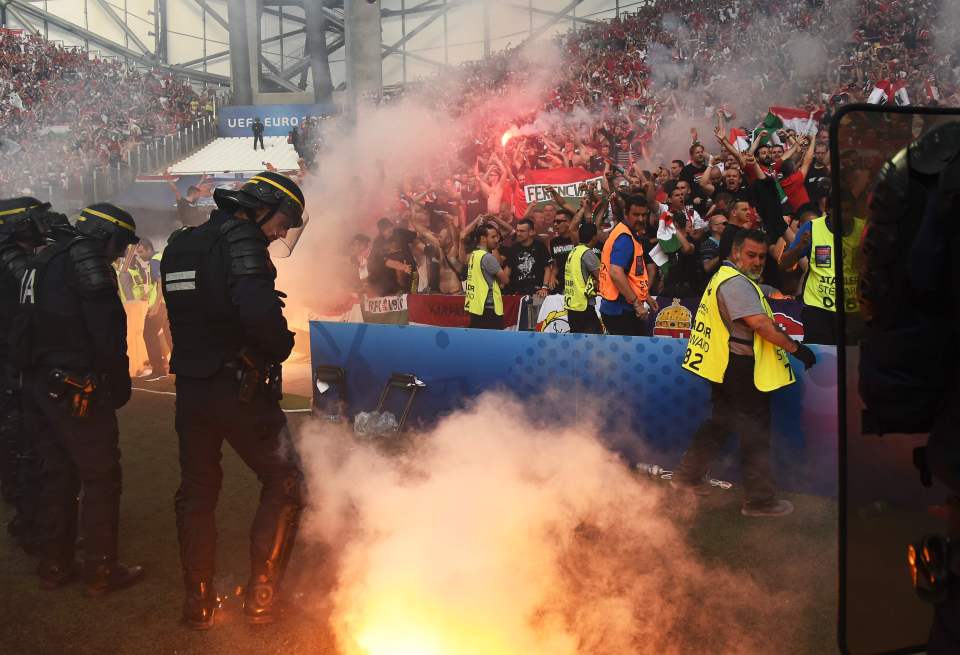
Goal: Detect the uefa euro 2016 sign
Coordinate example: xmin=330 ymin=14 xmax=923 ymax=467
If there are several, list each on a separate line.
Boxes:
xmin=217 ymin=103 xmax=336 ymax=138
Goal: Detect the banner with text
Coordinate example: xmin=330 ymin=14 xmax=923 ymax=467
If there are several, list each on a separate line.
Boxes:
xmin=536 ymin=294 xmax=806 ymax=340
xmin=218 ymin=103 xmax=336 ymax=137
xmin=514 ymin=166 xmax=604 ymax=217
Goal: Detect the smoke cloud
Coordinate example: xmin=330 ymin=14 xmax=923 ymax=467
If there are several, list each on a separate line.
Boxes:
xmin=274 ymin=39 xmax=565 ymax=326
xmin=295 ymin=392 xmax=800 ymax=655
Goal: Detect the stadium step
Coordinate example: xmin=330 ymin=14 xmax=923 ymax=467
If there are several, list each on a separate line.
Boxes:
xmin=168 ymin=137 xmax=300 ymax=175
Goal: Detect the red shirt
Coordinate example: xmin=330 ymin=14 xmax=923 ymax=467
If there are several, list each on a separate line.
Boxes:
xmin=779 ymin=170 xmax=811 ymax=212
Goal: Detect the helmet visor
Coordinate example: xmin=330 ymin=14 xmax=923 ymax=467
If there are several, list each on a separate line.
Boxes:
xmin=268 ymin=209 xmax=309 ymax=258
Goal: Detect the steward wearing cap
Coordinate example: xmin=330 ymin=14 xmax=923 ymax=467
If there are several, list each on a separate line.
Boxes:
xmin=12 ymin=202 xmax=145 ymax=595
xmin=0 ymin=197 xmax=56 ymax=552
xmin=160 ymin=170 xmax=307 ymax=629
xmin=672 ymin=229 xmax=817 ymax=518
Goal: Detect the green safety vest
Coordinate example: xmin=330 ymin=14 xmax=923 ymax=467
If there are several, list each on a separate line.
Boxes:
xmin=682 ymin=264 xmax=796 ymax=392
xmin=802 ymin=215 xmax=865 ymax=313
xmin=464 ymin=249 xmax=502 ymax=316
xmin=563 ymin=244 xmax=596 ymax=312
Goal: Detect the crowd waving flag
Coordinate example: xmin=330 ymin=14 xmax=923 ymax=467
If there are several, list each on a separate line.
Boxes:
xmin=751 ymin=106 xmax=824 ymax=145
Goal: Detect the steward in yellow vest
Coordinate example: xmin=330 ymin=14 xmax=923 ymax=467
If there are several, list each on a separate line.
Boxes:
xmin=463 ymin=223 xmax=509 ymax=330
xmin=564 ymin=222 xmax=602 ymax=334
xmin=137 ymin=239 xmax=171 ymax=378
xmin=673 ymin=229 xmax=817 ymax=518
xmin=117 ymin=258 xmax=148 ymax=303
xmin=783 ymin=213 xmax=865 ymax=345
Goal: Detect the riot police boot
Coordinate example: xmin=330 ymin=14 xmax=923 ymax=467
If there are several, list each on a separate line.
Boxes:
xmin=182 ymin=576 xmax=218 ymax=630
xmin=82 ymin=558 xmax=145 ymax=598
xmin=243 ymin=572 xmax=283 ymax=624
xmin=244 ymin=503 xmax=302 ymax=624
xmin=37 ymin=560 xmax=77 ymax=590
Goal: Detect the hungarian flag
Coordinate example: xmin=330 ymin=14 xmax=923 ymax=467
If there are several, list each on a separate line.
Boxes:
xmin=728 ymin=127 xmax=751 ymax=152
xmin=867 ymin=80 xmax=910 ymax=106
xmin=752 ymin=106 xmax=824 ymax=145
xmin=513 ymin=166 xmax=605 ymax=217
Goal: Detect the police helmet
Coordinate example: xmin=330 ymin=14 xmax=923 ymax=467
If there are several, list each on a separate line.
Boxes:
xmin=213 ymin=171 xmax=305 ymax=228
xmin=0 ymin=196 xmax=52 ymax=245
xmin=76 ymin=203 xmax=139 ymax=247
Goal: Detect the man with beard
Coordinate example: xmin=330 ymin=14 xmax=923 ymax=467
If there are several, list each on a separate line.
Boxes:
xmin=680 ymin=142 xmax=710 ymax=206
xmin=805 ymin=141 xmax=831 ymax=211
xmin=503 ymin=219 xmax=551 ymax=297
xmin=743 ymin=146 xmax=787 ymax=242
xmin=673 ymin=229 xmax=817 ymax=517
xmin=702 ymin=166 xmax=753 ymax=206
xmin=598 ymin=194 xmax=659 ymax=336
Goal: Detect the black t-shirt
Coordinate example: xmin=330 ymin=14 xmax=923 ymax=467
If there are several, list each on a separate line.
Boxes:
xmin=424 ymin=200 xmax=459 ymax=233
xmin=748 ymin=175 xmax=786 ymax=241
xmin=461 ymin=188 xmax=484 ymax=224
xmin=586 ymin=154 xmax=607 ymax=174
xmin=805 ymin=162 xmax=830 ymax=208
xmin=661 ymin=247 xmax=703 ymax=298
xmin=549 ymin=235 xmax=574 ymax=291
xmin=680 ymin=162 xmax=709 ymax=200
xmin=504 ymin=239 xmax=552 ymax=295
xmin=712 ymin=183 xmax=754 ymax=206
xmin=369 ymin=229 xmax=417 ymax=295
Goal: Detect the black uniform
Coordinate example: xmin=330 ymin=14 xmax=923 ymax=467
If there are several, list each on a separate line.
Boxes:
xmin=162 ymin=208 xmax=301 ymax=623
xmin=252 ymin=119 xmax=265 ymax=151
xmin=0 ymin=237 xmax=30 ymax=500
xmin=14 ymin=227 xmax=136 ymax=586
xmin=0 ymin=236 xmax=39 ymax=548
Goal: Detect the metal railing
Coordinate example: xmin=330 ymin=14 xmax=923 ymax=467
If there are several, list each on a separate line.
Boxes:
xmin=43 ymin=111 xmax=220 ymax=213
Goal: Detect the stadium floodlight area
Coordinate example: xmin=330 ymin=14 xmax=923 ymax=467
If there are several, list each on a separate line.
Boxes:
xmin=167 ymin=137 xmax=300 ymax=175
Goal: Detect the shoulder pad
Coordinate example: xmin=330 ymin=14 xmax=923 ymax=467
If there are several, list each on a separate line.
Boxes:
xmin=0 ymin=241 xmax=32 ymax=282
xmin=167 ymin=226 xmax=194 ymax=245
xmin=67 ymin=236 xmax=118 ymax=296
xmin=222 ymin=219 xmax=271 ymax=277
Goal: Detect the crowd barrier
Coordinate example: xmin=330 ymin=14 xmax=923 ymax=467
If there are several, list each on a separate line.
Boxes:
xmin=312 ymin=293 xmax=807 ymax=339
xmin=309 ymin=321 xmax=836 ymax=497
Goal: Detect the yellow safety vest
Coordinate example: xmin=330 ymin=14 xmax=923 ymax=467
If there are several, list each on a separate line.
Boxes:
xmin=682 ymin=264 xmax=796 ymax=392
xmin=119 ymin=264 xmax=147 ymax=303
xmin=564 ymin=244 xmax=596 ymax=311
xmin=802 ymin=215 xmax=865 ymax=313
xmin=464 ymin=249 xmax=503 ymax=316
xmin=146 ymin=252 xmax=162 ymax=308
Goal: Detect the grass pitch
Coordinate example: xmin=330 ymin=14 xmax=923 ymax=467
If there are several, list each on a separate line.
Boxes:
xmin=0 ymin=380 xmax=837 ymax=654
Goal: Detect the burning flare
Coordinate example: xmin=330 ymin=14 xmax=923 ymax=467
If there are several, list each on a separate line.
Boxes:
xmin=298 ymin=394 xmax=791 ymax=655
xmin=501 ymin=126 xmax=519 ymax=148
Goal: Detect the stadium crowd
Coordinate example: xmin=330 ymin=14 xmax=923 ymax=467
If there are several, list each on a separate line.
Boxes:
xmin=0 ymin=28 xmax=218 ymax=198
xmin=344 ymin=0 xmax=959 ymax=330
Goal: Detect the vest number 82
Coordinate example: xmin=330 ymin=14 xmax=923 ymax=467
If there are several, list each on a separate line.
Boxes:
xmin=683 ymin=348 xmax=703 ymax=371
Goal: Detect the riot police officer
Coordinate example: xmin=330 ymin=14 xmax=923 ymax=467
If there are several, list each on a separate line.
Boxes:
xmin=0 ymin=197 xmax=51 ymax=551
xmin=15 ymin=202 xmax=143 ymax=595
xmin=161 ymin=171 xmax=305 ymax=629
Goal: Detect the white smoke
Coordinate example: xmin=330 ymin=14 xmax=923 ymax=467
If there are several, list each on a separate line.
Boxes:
xmin=295 ymin=392 xmax=803 ymax=655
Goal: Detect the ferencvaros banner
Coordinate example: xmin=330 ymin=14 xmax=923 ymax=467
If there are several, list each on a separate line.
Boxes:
xmin=513 ymin=167 xmax=604 ymax=216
